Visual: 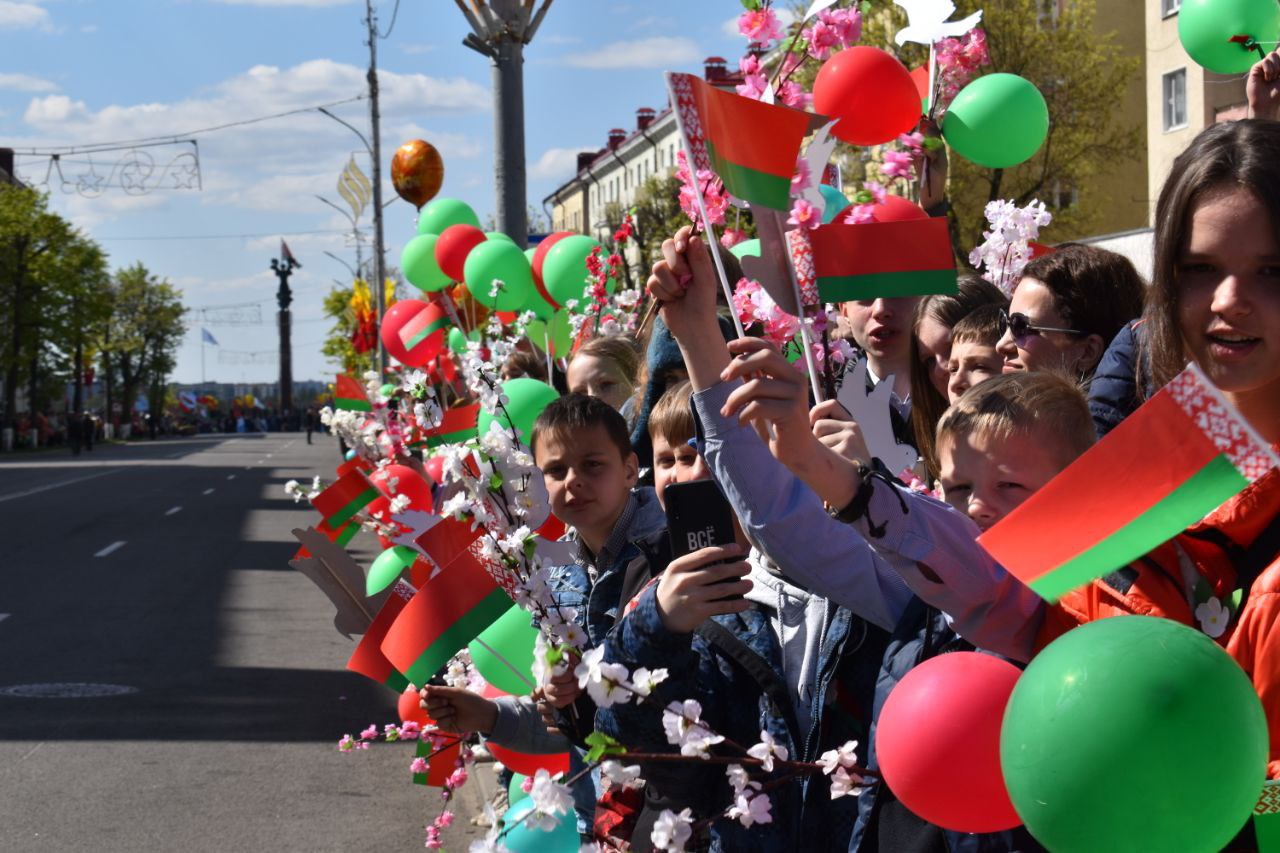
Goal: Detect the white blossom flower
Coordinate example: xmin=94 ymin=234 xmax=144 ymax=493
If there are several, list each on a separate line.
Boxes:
xmin=728 ymin=785 xmax=773 ymax=828
xmin=600 ymin=760 xmax=644 ymax=791
xmin=650 ymin=808 xmax=694 ymax=852
xmin=818 ymin=740 xmax=861 ymax=775
xmin=662 ymin=700 xmax=724 ymax=757
xmin=526 ymin=768 xmax=574 ymax=831
xmin=441 ymin=493 xmax=471 ymax=520
xmin=469 ymin=831 xmax=511 ymax=852
xmin=389 ymin=494 xmax=412 ymax=514
xmin=746 ymin=730 xmax=788 ymax=772
xmin=828 ymin=766 xmax=866 ymax=800
xmin=629 ymin=667 xmax=668 ymax=697
xmin=725 ymin=764 xmax=750 ymax=794
xmin=574 ymin=646 xmax=634 ymax=708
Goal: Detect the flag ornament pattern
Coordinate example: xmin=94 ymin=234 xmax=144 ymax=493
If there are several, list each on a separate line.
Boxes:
xmin=311 ymin=469 xmax=380 ymax=529
xmin=667 ymin=71 xmax=816 ymax=211
xmin=424 ymin=403 xmax=479 ymax=448
xmin=335 ymin=374 xmax=372 ymax=412
xmin=786 ymin=227 xmax=820 ymax=308
xmin=978 ymin=363 xmax=1280 ymax=602
xmin=811 ymin=217 xmax=958 ymax=303
xmin=347 ymin=579 xmax=415 ymax=691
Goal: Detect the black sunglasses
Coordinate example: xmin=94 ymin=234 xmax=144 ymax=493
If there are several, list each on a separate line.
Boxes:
xmin=1001 ymin=309 xmax=1083 ymax=341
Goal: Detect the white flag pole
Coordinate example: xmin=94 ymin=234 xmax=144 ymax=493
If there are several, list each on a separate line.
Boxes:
xmin=780 ymin=244 xmax=825 ymax=403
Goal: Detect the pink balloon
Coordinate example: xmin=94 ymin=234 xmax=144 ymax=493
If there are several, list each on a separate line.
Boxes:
xmin=875 ymin=652 xmax=1022 ymax=834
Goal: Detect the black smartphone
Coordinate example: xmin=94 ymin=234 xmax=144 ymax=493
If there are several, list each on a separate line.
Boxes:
xmin=664 ymin=479 xmax=737 ymax=560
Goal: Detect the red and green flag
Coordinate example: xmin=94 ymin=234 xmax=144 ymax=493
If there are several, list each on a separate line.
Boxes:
xmin=666 ymin=71 xmax=815 ymax=211
xmin=293 ymin=516 xmax=359 ymax=561
xmin=810 ymin=217 xmax=957 ymax=303
xmin=381 ymin=548 xmax=512 ymax=687
xmin=424 ymin=403 xmax=479 ymax=448
xmin=347 ymin=579 xmax=415 ymax=692
xmin=413 ymin=737 xmax=461 ymax=787
xmin=335 ymin=374 xmax=371 ymax=412
xmin=311 ymin=469 xmax=380 ymax=529
xmin=979 ymin=363 xmax=1279 ymax=601
xmin=399 ymin=302 xmax=450 ymax=352
xmin=415 ymin=516 xmax=483 ymax=574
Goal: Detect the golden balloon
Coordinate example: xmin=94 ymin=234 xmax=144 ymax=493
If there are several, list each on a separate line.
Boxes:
xmin=391 ymin=139 xmax=444 ymax=209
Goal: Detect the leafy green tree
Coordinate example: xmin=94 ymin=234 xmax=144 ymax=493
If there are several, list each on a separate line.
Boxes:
xmin=103 ymin=263 xmax=186 ymax=419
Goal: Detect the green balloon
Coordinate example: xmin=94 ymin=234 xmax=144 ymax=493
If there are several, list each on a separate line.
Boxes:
xmin=819 ymin=184 xmax=852 ymax=223
xmin=942 ymin=73 xmax=1048 ymax=169
xmin=463 ymin=240 xmax=534 ymax=312
xmin=1179 ymin=0 xmax=1280 ymax=74
xmin=367 ymin=545 xmax=417 ymax=596
xmin=729 ymin=238 xmax=761 ymax=261
xmin=400 ymin=233 xmax=452 ymax=292
xmin=485 ymin=231 xmax=516 ymax=244
xmin=417 ymin=197 xmax=481 ymax=236
xmin=523 ymin=247 xmax=537 ymax=264
xmin=526 ymin=309 xmax=573 ymax=358
xmin=508 ymin=772 xmax=529 ymax=807
xmin=468 ymin=604 xmax=539 ymax=696
xmin=379 ymin=382 xmax=397 ymax=397
xmin=542 ymin=234 xmax=604 ymax=308
xmin=1001 ymin=616 xmax=1267 ymax=852
xmin=447 ymin=327 xmax=467 ymax=354
xmin=500 ymin=798 xmax=579 ymax=853
xmin=477 ymin=376 xmax=559 ymax=447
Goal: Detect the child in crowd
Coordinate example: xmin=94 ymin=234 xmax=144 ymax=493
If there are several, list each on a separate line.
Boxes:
xmin=567 ymin=335 xmax=642 ymax=421
xmin=597 ymin=380 xmax=886 ymax=852
xmin=945 ymin=305 xmax=1007 ymax=403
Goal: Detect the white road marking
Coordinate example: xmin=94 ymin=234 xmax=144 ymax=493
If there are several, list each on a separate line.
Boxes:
xmin=202 ymin=488 xmax=215 ymax=495
xmin=0 ymin=469 xmax=120 ymax=504
xmin=165 ymin=505 xmax=182 ymax=516
xmin=227 ymin=474 xmax=236 ymax=480
xmin=94 ymin=541 xmax=126 ymax=558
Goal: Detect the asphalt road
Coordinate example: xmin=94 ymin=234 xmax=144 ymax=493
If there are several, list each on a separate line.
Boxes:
xmin=0 ymin=433 xmax=492 ymax=852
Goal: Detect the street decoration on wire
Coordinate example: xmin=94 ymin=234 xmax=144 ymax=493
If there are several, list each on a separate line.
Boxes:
xmin=13 ymin=139 xmax=201 ymax=197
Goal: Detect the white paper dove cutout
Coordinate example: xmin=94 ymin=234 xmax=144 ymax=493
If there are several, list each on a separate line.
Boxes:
xmin=802 ymin=0 xmax=841 ymax=22
xmin=835 ymin=359 xmax=919 ymax=475
xmin=893 ymin=0 xmax=982 ymax=46
xmin=289 ymin=526 xmax=377 ymax=638
xmin=389 ymin=508 xmax=440 ymax=554
xmin=799 ymin=121 xmax=840 ymax=213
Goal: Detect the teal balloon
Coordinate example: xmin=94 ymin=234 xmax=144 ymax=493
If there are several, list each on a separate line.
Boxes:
xmin=468 ymin=604 xmax=539 ymax=696
xmin=1001 ymin=616 xmax=1267 ymax=852
xmin=400 ymin=233 xmax=452 ymax=292
xmin=542 ymin=234 xmax=604 ymax=308
xmin=500 ymin=798 xmax=579 ymax=853
xmin=344 ymin=449 xmax=357 ymax=461
xmin=486 ymin=231 xmax=516 ymax=244
xmin=464 ymin=240 xmax=534 ymax=312
xmin=447 ymin=327 xmax=467 ymax=354
xmin=417 ymin=197 xmax=480 ymax=235
xmin=729 ymin=238 xmax=761 ymax=261
xmin=476 ymin=377 xmax=559 ymax=447
xmin=508 ymin=773 xmax=530 ymax=807
xmin=942 ymin=74 xmax=1049 ymax=169
xmin=526 ymin=309 xmax=573 ymax=358
xmin=367 ymin=545 xmax=417 ymax=596
xmin=1179 ymin=0 xmax=1280 ymax=74
xmin=819 ymin=184 xmax=852 ymax=223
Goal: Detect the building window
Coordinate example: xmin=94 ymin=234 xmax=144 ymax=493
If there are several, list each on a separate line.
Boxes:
xmin=1163 ymin=68 xmax=1187 ymax=131
xmin=1162 ymin=0 xmax=1180 ymax=17
xmin=1049 ymin=180 xmax=1078 ymax=210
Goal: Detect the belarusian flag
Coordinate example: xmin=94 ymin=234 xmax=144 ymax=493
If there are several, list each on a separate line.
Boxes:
xmin=347 ymin=579 xmax=415 ymax=691
xmin=399 ymin=302 xmax=450 ymax=352
xmin=335 ymin=374 xmax=371 ymax=412
xmin=311 ymin=469 xmax=380 ymax=528
xmin=415 ymin=515 xmax=482 ymax=573
xmin=811 ymin=217 xmax=957 ymax=302
xmin=293 ymin=516 xmax=358 ymax=561
xmin=381 ymin=548 xmax=512 ymax=686
xmin=424 ymin=403 xmax=479 ymax=448
xmin=979 ymin=363 xmax=1279 ymax=601
xmin=413 ymin=737 xmax=460 ymax=787
xmin=666 ymin=71 xmax=816 ymax=210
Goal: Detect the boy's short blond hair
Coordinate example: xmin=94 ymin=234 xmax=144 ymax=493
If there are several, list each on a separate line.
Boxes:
xmin=937 ymin=372 xmax=1095 ymax=467
xmin=647 ymin=380 xmax=695 ymax=448
xmin=950 ymin=304 xmax=1006 ymax=349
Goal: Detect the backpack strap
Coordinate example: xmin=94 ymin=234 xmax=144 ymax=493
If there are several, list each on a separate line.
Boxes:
xmin=694 ymin=619 xmax=803 ymax=747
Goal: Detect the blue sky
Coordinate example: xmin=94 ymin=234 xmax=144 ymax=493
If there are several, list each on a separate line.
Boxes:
xmin=1 ymin=0 xmax=751 ymax=385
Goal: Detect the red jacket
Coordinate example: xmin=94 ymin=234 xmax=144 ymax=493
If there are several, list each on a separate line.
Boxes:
xmin=1039 ymin=468 xmax=1280 ymax=778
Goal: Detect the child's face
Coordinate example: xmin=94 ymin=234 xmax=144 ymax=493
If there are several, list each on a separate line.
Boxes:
xmin=839 ymin=296 xmax=921 ymax=365
xmin=947 ymin=341 xmax=1004 ymax=403
xmin=1177 ymin=185 xmax=1280 ymax=415
xmin=915 ymin=313 xmax=953 ymax=397
xmin=937 ymin=428 xmax=1068 ymax=531
xmin=567 ymin=354 xmax=634 ymax=413
xmin=535 ymin=424 xmax=638 ymax=541
xmin=651 ymin=432 xmax=709 ymax=509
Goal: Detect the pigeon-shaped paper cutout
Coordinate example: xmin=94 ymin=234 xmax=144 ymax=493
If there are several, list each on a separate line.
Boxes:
xmin=799 ymin=121 xmax=840 ymax=213
xmin=741 ymin=204 xmax=802 ymax=316
xmin=290 ymin=526 xmax=377 ymax=638
xmin=835 ymin=359 xmax=919 ymax=475
xmin=389 ymin=508 xmax=440 ymax=554
xmin=802 ymin=0 xmax=841 ymax=22
xmin=893 ymin=0 xmax=982 ymax=46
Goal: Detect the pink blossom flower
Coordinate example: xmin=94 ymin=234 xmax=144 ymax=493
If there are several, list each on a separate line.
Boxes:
xmin=424 ymin=825 xmax=443 ymax=850
xmin=446 ymin=767 xmax=468 ymax=788
xmin=436 ymin=811 xmax=455 ymax=829
xmin=791 ymin=156 xmax=811 ymax=195
xmin=805 ymin=19 xmax=840 ymax=60
xmin=410 ymin=757 xmax=430 ymax=774
xmin=788 ymin=198 xmax=821 ymax=231
xmin=881 ymin=150 xmax=916 ymax=181
xmin=821 ymin=7 xmax=862 ymax=47
xmin=736 ymin=54 xmax=769 ymax=100
xmin=521 ymin=775 xmax=535 ymax=794
xmin=720 ymin=228 xmax=748 ymax=250
xmin=780 ymin=52 xmax=804 ymax=77
xmin=897 ymin=131 xmax=924 ymax=152
xmin=864 ymin=181 xmax=887 ymax=205
xmin=399 ymin=720 xmax=421 ymax=740
xmin=359 ymin=724 xmax=378 ymax=740
xmin=843 ymin=204 xmax=876 ymax=225
xmin=777 ymin=80 xmax=811 ymax=109
xmin=739 ymin=8 xmax=783 ymax=45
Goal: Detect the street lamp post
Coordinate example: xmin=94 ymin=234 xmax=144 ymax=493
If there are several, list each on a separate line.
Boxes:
xmin=270 ymin=250 xmax=299 ymax=414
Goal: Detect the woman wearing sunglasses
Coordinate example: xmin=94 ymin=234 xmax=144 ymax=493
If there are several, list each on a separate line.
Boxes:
xmin=996 ymin=243 xmax=1145 ymax=380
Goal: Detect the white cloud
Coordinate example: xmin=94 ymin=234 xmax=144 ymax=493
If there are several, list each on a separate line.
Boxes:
xmin=539 ymin=34 xmax=580 ymax=45
xmin=211 ymin=0 xmax=353 ymax=6
xmin=399 ymin=43 xmax=435 ymax=55
xmin=0 ymin=1 xmax=51 ymax=30
xmin=0 ymin=72 xmax=57 ymax=92
xmin=530 ymin=146 xmax=593 ymax=182
xmin=563 ymin=36 xmax=700 ymax=70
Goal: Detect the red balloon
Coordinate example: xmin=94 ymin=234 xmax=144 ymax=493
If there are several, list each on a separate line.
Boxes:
xmin=380 ymin=299 xmax=448 ymax=368
xmin=434 ymin=224 xmax=486 ymax=282
xmin=833 ymin=194 xmax=929 ymax=224
xmin=875 ymin=652 xmax=1022 ymax=834
xmin=370 ymin=463 xmax=434 ymax=510
xmin=423 ymin=455 xmax=446 ymax=486
xmin=487 ymin=741 xmax=571 ymax=777
xmin=531 ymin=231 xmax=574 ymax=308
xmin=813 ymin=47 xmax=922 ymax=146
xmin=398 ymin=685 xmax=433 ymax=726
